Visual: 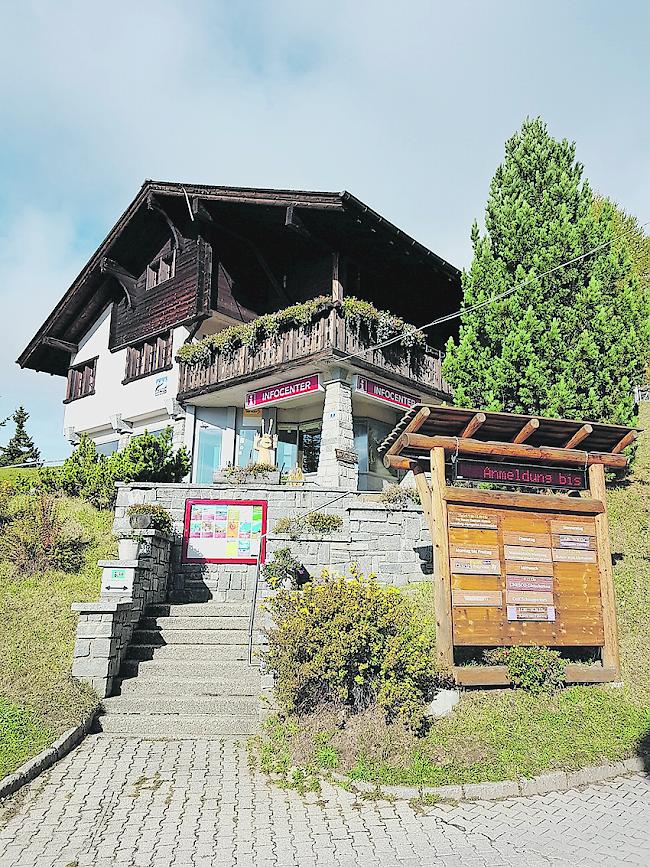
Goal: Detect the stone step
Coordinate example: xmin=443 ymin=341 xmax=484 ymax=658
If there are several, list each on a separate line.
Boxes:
xmin=139 ymin=615 xmax=250 ymax=631
xmin=132 ymin=628 xmax=250 ymax=646
xmin=169 ymin=587 xmax=254 ymax=604
xmin=103 ymin=695 xmax=258 ymax=715
xmin=122 ymin=645 xmax=260 ymax=679
xmin=146 ymin=603 xmax=251 ymax=618
xmin=96 ymin=713 xmax=258 ymax=739
xmin=117 ymin=673 xmax=261 ymax=697
xmin=125 ymin=644 xmax=250 ymax=662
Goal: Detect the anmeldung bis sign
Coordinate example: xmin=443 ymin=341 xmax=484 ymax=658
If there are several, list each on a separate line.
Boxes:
xmin=453 ymin=458 xmax=587 ymax=490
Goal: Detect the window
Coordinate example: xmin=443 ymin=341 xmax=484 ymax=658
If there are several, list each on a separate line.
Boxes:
xmin=146 ymin=250 xmax=176 ymax=290
xmin=123 ymin=332 xmax=173 ymax=383
xmin=276 ymin=420 xmax=322 ymax=474
xmin=95 ymin=439 xmax=119 ymax=457
xmin=354 ymin=417 xmax=397 ymax=489
xmin=65 ymin=357 xmax=97 ymax=402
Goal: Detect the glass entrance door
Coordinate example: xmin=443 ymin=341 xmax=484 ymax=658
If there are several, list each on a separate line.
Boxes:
xmin=195 ymin=423 xmax=223 ymax=484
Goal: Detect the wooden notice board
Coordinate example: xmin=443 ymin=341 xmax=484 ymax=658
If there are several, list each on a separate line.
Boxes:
xmin=449 ymin=503 xmax=603 ymax=647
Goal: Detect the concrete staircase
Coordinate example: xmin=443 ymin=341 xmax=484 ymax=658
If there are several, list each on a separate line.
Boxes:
xmin=97 ymin=596 xmax=262 ymax=739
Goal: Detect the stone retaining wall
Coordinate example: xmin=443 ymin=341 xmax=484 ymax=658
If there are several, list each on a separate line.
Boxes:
xmin=113 ymin=482 xmax=432 ymax=598
xmin=71 ymin=529 xmax=172 ymax=697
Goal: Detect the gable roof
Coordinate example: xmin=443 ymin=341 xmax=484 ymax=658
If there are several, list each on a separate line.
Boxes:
xmin=17 ymin=180 xmax=460 ymax=376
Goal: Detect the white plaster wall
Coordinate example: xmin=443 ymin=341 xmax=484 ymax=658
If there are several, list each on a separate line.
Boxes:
xmin=63 ymin=304 xmax=189 ymax=437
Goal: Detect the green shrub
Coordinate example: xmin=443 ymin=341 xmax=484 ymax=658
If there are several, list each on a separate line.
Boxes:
xmin=0 ymin=492 xmax=88 ymax=576
xmin=484 ymin=646 xmax=567 ymax=693
xmin=223 ymin=462 xmax=277 ymax=485
xmin=273 ymin=512 xmax=343 ymax=537
xmin=42 ymin=429 xmax=190 ymax=509
xmin=378 ymin=484 xmax=421 ymax=507
xmin=262 ymin=547 xmax=307 ymax=590
xmin=127 ymin=504 xmax=173 ymax=534
xmin=263 ymin=567 xmax=438 ymax=731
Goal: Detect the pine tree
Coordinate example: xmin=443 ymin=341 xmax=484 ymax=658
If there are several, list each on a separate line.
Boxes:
xmin=0 ymin=406 xmax=41 ymax=466
xmin=443 ymin=118 xmax=650 ymax=426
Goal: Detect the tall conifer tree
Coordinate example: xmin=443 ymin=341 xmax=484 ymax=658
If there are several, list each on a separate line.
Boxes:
xmin=443 ymin=118 xmax=650 ymax=425
xmin=0 ymin=406 xmax=40 ymax=466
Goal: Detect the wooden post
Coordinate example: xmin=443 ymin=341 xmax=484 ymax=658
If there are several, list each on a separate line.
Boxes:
xmin=412 ymin=462 xmax=434 ymax=540
xmin=429 ymin=447 xmax=454 ymax=671
xmin=332 ymin=252 xmax=344 ymax=302
xmin=588 ymin=463 xmax=621 ymax=678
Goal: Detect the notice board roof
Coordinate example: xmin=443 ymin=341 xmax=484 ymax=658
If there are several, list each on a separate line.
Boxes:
xmin=378 ymin=404 xmax=641 ymax=469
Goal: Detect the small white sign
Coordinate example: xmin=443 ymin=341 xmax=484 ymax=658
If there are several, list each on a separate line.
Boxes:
xmin=155 ymin=376 xmax=168 ymax=396
xmin=101 ymin=566 xmax=134 ymax=595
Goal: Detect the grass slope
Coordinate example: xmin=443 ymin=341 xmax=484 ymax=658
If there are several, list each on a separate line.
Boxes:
xmin=0 ymin=497 xmax=114 ymax=779
xmin=260 ymin=403 xmax=650 ymax=786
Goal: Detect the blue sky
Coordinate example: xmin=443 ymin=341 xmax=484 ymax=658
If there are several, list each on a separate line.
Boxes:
xmin=1 ymin=1 xmax=649 ymax=460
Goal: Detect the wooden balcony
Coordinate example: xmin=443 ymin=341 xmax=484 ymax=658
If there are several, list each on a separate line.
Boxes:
xmin=177 ymin=304 xmax=451 ymax=400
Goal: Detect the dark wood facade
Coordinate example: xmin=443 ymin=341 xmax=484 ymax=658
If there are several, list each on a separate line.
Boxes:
xmin=18 ymin=181 xmax=462 ymax=395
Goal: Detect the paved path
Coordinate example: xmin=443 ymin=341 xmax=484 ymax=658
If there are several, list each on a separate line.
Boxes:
xmin=0 ymin=736 xmax=648 ymax=866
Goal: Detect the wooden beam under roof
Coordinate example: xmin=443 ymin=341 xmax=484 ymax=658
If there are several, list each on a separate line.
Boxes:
xmin=564 ymin=424 xmax=593 ymax=449
xmin=42 ymin=336 xmax=78 ymax=354
xmin=512 ymin=417 xmax=539 ymax=444
xmin=611 ymin=430 xmax=639 ymax=454
xmin=460 ymin=412 xmax=486 ymax=438
xmin=384 ymin=406 xmax=431 ymax=458
xmin=387 ymin=433 xmax=628 ymax=469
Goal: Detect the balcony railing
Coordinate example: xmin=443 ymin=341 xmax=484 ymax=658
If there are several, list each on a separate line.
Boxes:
xmin=177 ymin=304 xmax=450 ymax=400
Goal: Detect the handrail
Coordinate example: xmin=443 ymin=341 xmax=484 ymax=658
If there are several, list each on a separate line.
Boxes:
xmin=247 ymin=489 xmax=352 ymax=667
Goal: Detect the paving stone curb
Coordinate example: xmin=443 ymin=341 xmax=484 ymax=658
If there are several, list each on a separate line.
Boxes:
xmin=331 ymin=755 xmax=646 ymax=801
xmin=0 ymin=706 xmax=99 ymax=801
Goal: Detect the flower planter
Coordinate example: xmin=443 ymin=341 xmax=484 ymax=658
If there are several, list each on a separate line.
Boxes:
xmin=130 ymin=513 xmax=154 ymax=530
xmin=118 ymin=537 xmax=140 ymax=561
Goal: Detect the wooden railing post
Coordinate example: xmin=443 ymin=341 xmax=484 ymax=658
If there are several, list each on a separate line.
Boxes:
xmin=588 ymin=463 xmax=621 ymax=678
xmin=430 ymin=447 xmax=454 ymax=671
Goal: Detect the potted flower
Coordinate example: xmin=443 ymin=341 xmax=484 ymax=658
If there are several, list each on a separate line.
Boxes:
xmin=127 ymin=504 xmax=173 ymax=534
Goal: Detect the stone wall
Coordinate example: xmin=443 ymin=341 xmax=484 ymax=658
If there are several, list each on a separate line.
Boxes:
xmin=113 ymin=483 xmax=432 ymax=601
xmin=71 ymin=529 xmax=172 ymax=697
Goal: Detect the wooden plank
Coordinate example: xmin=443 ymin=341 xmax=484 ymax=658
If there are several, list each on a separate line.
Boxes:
xmin=431 ymin=447 xmax=453 ymax=670
xmin=512 ymin=417 xmax=539 ymax=444
xmin=506 ymin=575 xmax=554 ymax=592
xmin=564 ymin=423 xmax=593 ymax=449
xmin=450 ymin=543 xmax=500 ymax=559
xmin=588 ymin=463 xmax=621 ymax=677
xmin=452 ymin=590 xmax=503 ymax=607
xmin=451 ymin=558 xmax=501 ymax=575
xmin=550 ymin=519 xmax=596 ymax=536
xmin=444 ymin=487 xmax=604 ymax=514
xmin=454 ymin=665 xmax=510 ymax=686
xmin=500 ymin=513 xmax=550 ymax=534
xmin=452 ymin=574 xmax=501 ymax=590
xmin=447 ymin=508 xmax=499 ymax=529
xmin=503 ymin=531 xmax=551 ymax=548
xmin=412 ymin=463 xmax=435 ymax=541
xmin=611 ymin=430 xmax=638 ymax=454
xmin=551 ymin=534 xmax=597 ymax=550
xmin=506 ymin=590 xmax=554 ymax=605
xmin=505 ymin=561 xmax=554 ymax=577
xmin=552 ymin=548 xmax=597 ymax=563
xmin=401 ymin=433 xmax=628 ymax=468
xmin=448 ymin=527 xmax=499 ymax=546
xmin=504 ymin=545 xmax=552 ymax=562
xmin=460 ymin=412 xmax=486 ymax=438
xmin=454 ymin=664 xmax=617 ymax=686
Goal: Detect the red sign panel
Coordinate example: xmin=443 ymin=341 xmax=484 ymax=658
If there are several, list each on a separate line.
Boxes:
xmin=182 ymin=499 xmax=267 ymax=564
xmin=454 ymin=459 xmax=586 ymax=490
xmin=354 ymin=375 xmax=419 ymax=410
xmin=245 ymin=374 xmax=322 ymax=409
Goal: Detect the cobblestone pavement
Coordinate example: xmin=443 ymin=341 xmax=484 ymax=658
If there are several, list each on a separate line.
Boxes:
xmin=0 ymin=736 xmax=648 ymax=866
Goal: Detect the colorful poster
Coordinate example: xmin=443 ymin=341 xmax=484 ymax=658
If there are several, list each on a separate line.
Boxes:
xmin=182 ymin=500 xmax=267 ymax=564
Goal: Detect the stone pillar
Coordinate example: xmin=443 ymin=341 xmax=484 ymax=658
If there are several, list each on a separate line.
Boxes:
xmin=316 ymin=370 xmax=358 ymax=489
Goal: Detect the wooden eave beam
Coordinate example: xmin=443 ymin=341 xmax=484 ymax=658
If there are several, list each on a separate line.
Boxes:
xmin=147 ymin=193 xmax=184 ymax=251
xmin=384 ymin=406 xmax=431 ymax=458
xmin=564 ymin=424 xmax=593 ymax=449
xmin=444 ymin=486 xmax=605 ymax=514
xmin=460 ymin=412 xmax=486 ymax=438
xmin=191 ymin=197 xmax=214 ymax=223
xmin=611 ymin=430 xmax=639 ymax=454
xmin=512 ymin=417 xmax=539 ymax=444
xmin=42 ymin=336 xmax=78 ymax=354
xmin=100 ymin=257 xmax=138 ymax=308
xmin=394 ymin=433 xmax=628 ymax=469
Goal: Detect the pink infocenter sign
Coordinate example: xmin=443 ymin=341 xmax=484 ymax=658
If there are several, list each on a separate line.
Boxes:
xmin=354 ymin=375 xmax=419 ymax=410
xmin=245 ymin=374 xmax=323 ymax=409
